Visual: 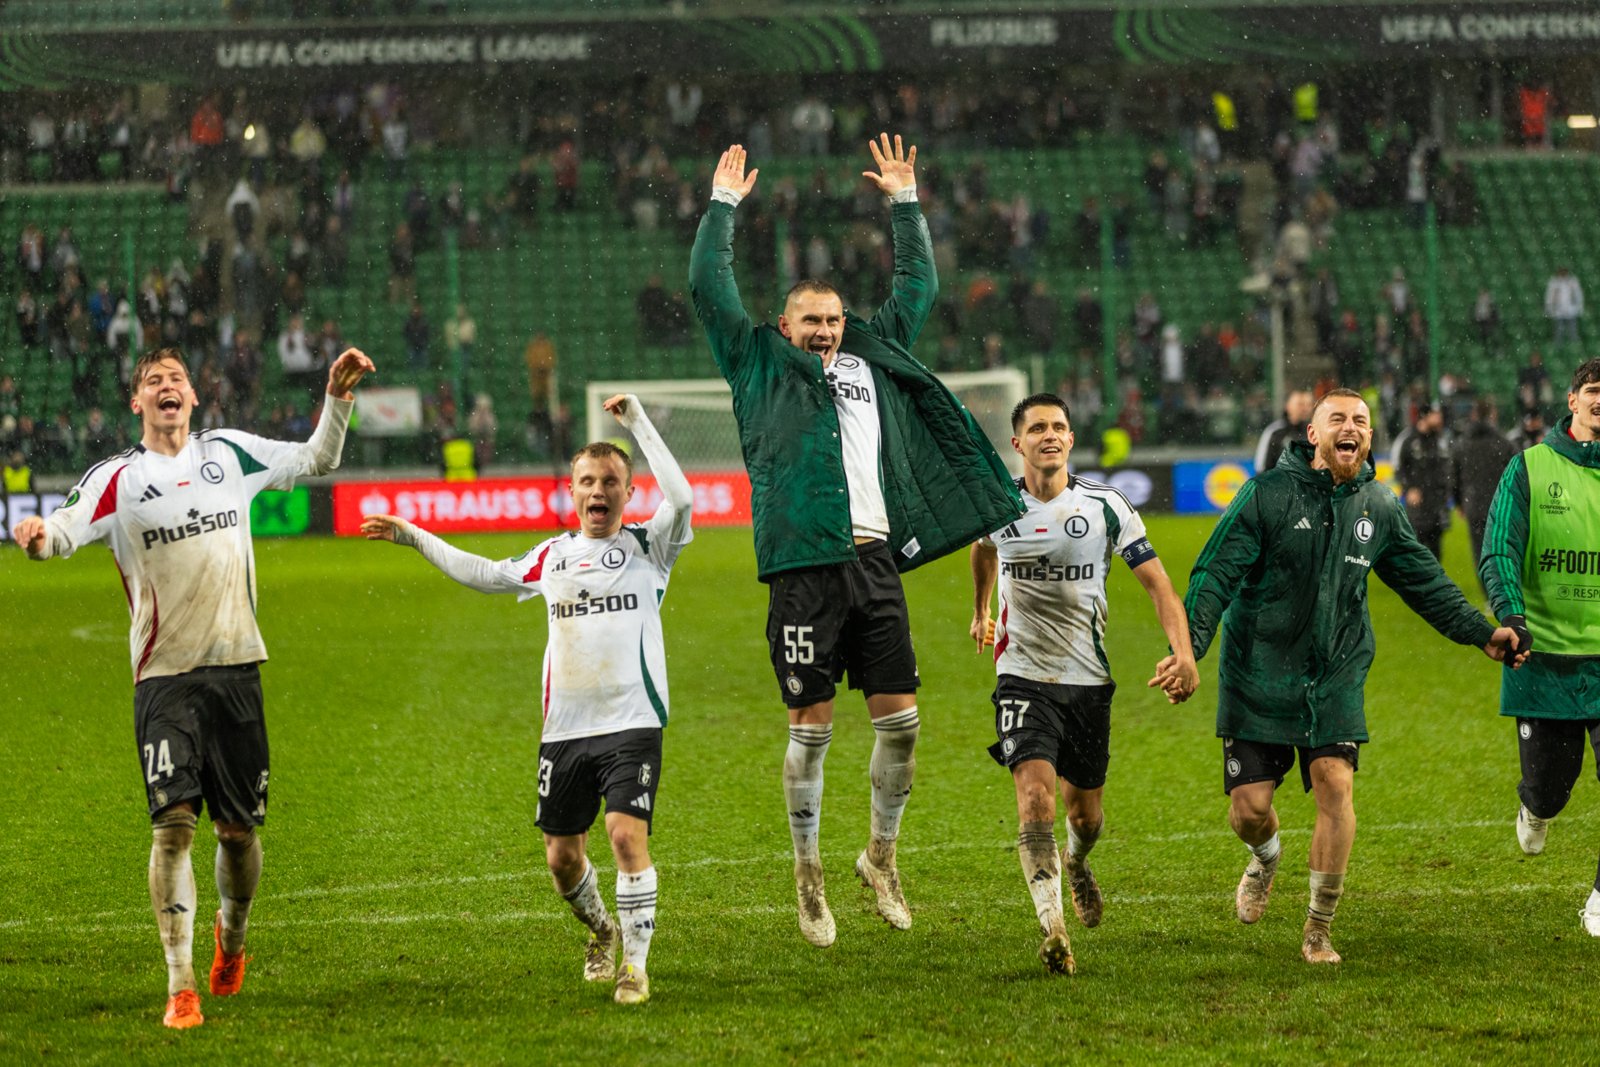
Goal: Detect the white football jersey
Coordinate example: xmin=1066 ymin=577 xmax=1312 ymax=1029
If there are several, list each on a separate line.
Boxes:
xmin=984 ymin=476 xmax=1157 ymax=686
xmin=410 ymin=503 xmax=692 ymax=743
xmin=42 ymin=404 xmax=351 ymax=682
xmin=825 ymin=352 xmax=889 ymax=541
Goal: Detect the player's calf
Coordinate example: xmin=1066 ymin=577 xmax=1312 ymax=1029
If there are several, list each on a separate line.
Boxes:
xmin=149 ymin=806 xmax=199 ymax=1000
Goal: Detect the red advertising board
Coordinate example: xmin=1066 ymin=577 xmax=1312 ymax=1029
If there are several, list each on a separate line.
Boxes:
xmin=332 ymin=472 xmax=752 ymax=535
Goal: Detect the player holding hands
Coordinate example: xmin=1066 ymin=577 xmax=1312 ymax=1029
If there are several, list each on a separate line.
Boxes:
xmin=971 ymin=392 xmax=1197 ymax=974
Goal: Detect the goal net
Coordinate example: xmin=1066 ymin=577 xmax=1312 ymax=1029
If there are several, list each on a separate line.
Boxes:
xmin=584 ymin=368 xmax=1029 ymax=477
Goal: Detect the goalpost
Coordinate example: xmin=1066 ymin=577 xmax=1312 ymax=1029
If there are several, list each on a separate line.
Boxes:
xmin=584 ymin=368 xmax=1029 ymax=477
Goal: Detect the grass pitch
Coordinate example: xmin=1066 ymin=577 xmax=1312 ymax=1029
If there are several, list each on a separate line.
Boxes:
xmin=1 ymin=518 xmax=1596 ymax=1064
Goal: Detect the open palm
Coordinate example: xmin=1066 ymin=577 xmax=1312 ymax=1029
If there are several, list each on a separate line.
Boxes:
xmin=712 ymin=144 xmax=759 ymax=198
xmin=863 ymin=132 xmax=917 ymax=196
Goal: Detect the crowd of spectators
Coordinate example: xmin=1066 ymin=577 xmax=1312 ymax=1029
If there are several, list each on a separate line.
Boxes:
xmin=1 ymin=69 xmax=1586 ymax=473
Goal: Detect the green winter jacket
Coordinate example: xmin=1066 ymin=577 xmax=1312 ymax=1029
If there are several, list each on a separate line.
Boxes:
xmin=689 ymin=199 xmax=1024 ymax=581
xmin=1185 ymin=442 xmax=1496 ymax=746
xmin=1479 ymin=416 xmax=1600 ymax=719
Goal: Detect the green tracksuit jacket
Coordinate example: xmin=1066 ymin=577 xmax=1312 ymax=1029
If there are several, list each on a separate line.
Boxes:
xmin=1478 ymin=416 xmax=1600 ymax=719
xmin=1185 ymin=442 xmax=1495 ymax=746
xmin=689 ymin=199 xmax=1023 ymax=581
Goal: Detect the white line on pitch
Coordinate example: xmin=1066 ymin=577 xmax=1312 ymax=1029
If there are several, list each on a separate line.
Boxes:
xmin=0 ymin=815 xmax=1589 ymax=932
xmin=3 ymin=880 xmax=1592 ymax=938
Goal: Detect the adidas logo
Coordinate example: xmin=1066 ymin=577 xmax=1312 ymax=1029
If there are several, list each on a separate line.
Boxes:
xmin=1294 ymin=517 xmax=1313 ymax=530
xmin=631 ymin=794 xmax=652 ymax=812
xmin=140 ymin=485 xmax=163 ymax=502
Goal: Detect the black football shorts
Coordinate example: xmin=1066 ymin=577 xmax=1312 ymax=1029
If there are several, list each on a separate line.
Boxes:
xmin=765 ymin=540 xmax=919 ymax=708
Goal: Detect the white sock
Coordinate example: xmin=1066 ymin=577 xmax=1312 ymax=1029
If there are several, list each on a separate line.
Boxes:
xmin=215 ymin=830 xmax=262 ymax=955
xmin=1018 ymin=820 xmax=1064 ymax=934
xmin=1066 ymin=818 xmax=1103 ymax=861
xmin=1307 ymin=869 xmax=1345 ymax=928
xmin=149 ymin=809 xmax=198 ymax=995
xmin=558 ymin=860 xmax=612 ymax=935
xmin=869 ymin=707 xmax=919 ymax=866
xmin=616 ymin=867 xmax=658 ymax=971
xmin=784 ymin=724 xmax=831 ymax=866
xmin=1250 ymin=832 xmax=1282 ymax=865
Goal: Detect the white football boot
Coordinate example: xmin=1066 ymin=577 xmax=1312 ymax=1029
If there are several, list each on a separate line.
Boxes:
xmin=1516 ymin=805 xmax=1551 ymax=856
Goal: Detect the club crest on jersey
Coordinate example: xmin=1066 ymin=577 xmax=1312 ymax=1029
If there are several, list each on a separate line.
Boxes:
xmin=201 ymin=461 xmax=224 ymax=484
xmin=1002 ymin=737 xmax=1017 ymax=757
xmin=602 ymin=546 xmax=625 ymax=569
xmin=1519 ymin=722 xmax=1533 ymax=740
xmin=62 ymin=488 xmax=80 ymax=508
xmin=639 ymin=763 xmax=652 ymax=787
xmin=785 ymin=675 xmax=802 ymax=696
xmin=1065 ymin=515 xmax=1090 ymax=539
xmin=1354 ymin=517 xmax=1374 ymax=543
xmin=1226 ymin=758 xmax=1242 ymax=778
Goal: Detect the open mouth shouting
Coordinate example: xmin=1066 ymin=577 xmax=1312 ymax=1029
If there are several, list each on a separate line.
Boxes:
xmin=1333 ymin=437 xmax=1361 ymax=461
xmin=158 ymin=395 xmax=184 ymax=415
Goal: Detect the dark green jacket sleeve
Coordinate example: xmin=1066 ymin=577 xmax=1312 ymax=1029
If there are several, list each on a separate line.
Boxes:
xmin=859 ymin=203 xmax=937 ymax=350
xmin=1184 ymin=478 xmax=1265 ymax=661
xmin=688 ymin=201 xmax=756 ymax=383
xmin=1478 ymin=452 xmax=1530 ymax=620
xmin=1373 ymin=492 xmax=1496 ymax=646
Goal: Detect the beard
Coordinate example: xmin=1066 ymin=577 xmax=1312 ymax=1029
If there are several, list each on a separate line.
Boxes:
xmin=1318 ymin=436 xmax=1369 ymax=482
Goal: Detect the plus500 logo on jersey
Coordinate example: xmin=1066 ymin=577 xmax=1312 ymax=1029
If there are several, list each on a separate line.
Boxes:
xmin=550 ymin=592 xmax=641 ymax=619
xmin=141 ymin=509 xmax=241 ymax=549
xmin=1001 ymin=559 xmax=1097 ymax=581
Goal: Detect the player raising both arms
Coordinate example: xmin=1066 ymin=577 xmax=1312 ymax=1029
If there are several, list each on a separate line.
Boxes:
xmin=971 ymin=393 xmax=1198 ymax=975
xmin=1180 ymin=388 xmax=1526 ymax=965
xmin=690 ymin=138 xmax=1024 ymax=946
xmin=12 ymin=345 xmax=375 ymax=1029
xmin=362 ymin=395 xmax=690 ymax=1006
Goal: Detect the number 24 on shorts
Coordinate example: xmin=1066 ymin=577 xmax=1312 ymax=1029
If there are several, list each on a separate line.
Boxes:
xmin=143 ymin=740 xmax=175 ymax=783
xmin=783 ymin=625 xmax=815 ymax=665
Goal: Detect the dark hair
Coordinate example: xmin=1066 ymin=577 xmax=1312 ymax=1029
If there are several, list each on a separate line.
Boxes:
xmin=1010 ymin=391 xmax=1071 ymax=432
xmin=571 ymin=440 xmax=632 ymax=478
xmin=1309 ymin=387 xmax=1365 ymax=422
xmin=784 ymin=279 xmax=841 ymax=307
xmin=1569 ymin=357 xmax=1600 ymax=393
xmin=131 ymin=347 xmax=186 ymax=387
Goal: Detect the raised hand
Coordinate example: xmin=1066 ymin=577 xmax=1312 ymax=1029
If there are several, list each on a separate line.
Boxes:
xmin=712 ymin=144 xmax=759 ymax=199
xmin=360 ymin=514 xmax=407 ymax=542
xmin=603 ymin=393 xmax=638 ymax=424
xmin=327 ymin=347 xmax=376 ymax=400
xmin=863 ymin=132 xmax=917 ymax=196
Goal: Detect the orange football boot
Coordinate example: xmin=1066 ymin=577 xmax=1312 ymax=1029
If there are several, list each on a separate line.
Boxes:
xmin=209 ymin=910 xmax=251 ymax=996
xmin=163 ymin=989 xmax=204 ymax=1029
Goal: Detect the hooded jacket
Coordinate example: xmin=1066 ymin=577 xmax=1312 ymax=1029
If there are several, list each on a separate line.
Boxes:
xmin=1186 ymin=441 xmax=1495 ymax=746
xmin=689 ymin=199 xmax=1023 ymax=581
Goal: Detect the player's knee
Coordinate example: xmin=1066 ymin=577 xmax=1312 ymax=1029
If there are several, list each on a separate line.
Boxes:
xmin=151 ymin=806 xmax=198 ymax=852
xmin=1310 ymin=763 xmax=1355 ymax=813
xmin=608 ymin=823 xmax=649 ymax=870
xmin=1229 ymin=789 xmax=1274 ymax=831
xmin=544 ymin=838 xmax=584 ymax=882
xmin=1016 ymin=780 xmax=1054 ymax=823
xmin=214 ymin=823 xmax=257 ymax=852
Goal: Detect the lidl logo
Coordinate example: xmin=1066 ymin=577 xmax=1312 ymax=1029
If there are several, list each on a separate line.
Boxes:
xmin=1203 ymin=463 xmax=1251 ymax=509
